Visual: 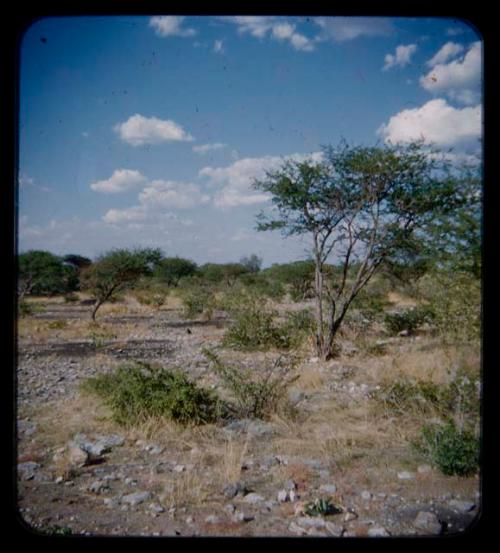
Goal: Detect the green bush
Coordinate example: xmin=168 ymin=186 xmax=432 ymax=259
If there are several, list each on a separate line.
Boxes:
xmin=181 ymin=287 xmax=215 ymax=319
xmin=304 ymin=497 xmax=342 ymax=517
xmin=87 ymin=323 xmax=117 ymax=349
xmin=204 ymin=349 xmax=299 ymax=420
xmin=81 ymin=362 xmax=223 ymax=426
xmin=48 ymin=319 xmax=67 ymax=330
xmin=384 ymin=306 xmax=434 ymax=335
xmin=413 ymin=420 xmax=479 ymax=476
xmin=63 ymin=293 xmax=80 ymax=303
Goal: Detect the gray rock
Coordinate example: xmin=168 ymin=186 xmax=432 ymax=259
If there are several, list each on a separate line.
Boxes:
xmin=417 ymin=464 xmax=432 ymax=474
xmin=17 ymin=461 xmax=40 ymax=481
xmin=297 ymin=516 xmax=326 ymax=528
xmin=367 ymin=527 xmax=390 ymax=537
xmin=324 ymin=521 xmax=344 ymax=537
xmin=343 ymin=511 xmax=358 ymax=522
xmin=397 ymin=471 xmax=414 ymax=480
xmin=243 ymin=492 xmax=265 ymax=504
xmin=66 ymin=444 xmax=89 ymax=467
xmin=284 ymin=479 xmax=297 ymax=491
xmin=448 ymin=499 xmax=476 ymax=513
xmin=288 ymin=389 xmax=306 ymax=405
xmin=289 ymin=522 xmax=307 ymax=535
xmin=173 ymin=464 xmax=186 ymax=473
xmin=224 ymin=503 xmax=236 ymax=514
xmin=223 ymin=481 xmax=246 ymax=499
xmin=103 ymin=496 xmax=121 ymax=508
xmin=88 ymin=480 xmax=110 ymax=494
xmin=205 ymin=515 xmax=222 ymax=524
xmin=277 ymin=490 xmax=289 ymax=503
xmin=122 ymin=491 xmax=152 ymax=506
xmin=319 ymin=484 xmax=337 ymax=494
xmin=232 ymin=512 xmax=255 ymax=523
xmin=73 ymin=433 xmax=124 ymax=456
xmin=361 ymin=490 xmax=372 ymax=501
xmin=148 ymin=503 xmax=165 ymax=514
xmin=414 ymin=511 xmax=442 ymax=534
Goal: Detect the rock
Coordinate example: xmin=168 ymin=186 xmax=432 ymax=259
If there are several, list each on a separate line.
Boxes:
xmin=397 ymin=471 xmax=414 ymax=480
xmin=288 ymin=389 xmax=306 ymax=405
xmin=417 ymin=464 xmax=432 ymax=474
xmin=343 ymin=511 xmax=358 ymax=522
xmin=205 ymin=515 xmax=222 ymax=524
xmin=122 ymin=491 xmax=152 ymax=506
xmin=55 ymin=476 xmax=64 ymax=484
xmin=284 ymin=479 xmax=297 ymax=491
xmin=173 ymin=465 xmax=186 ymax=473
xmin=88 ymin=480 xmax=110 ymax=494
xmin=289 ymin=522 xmax=307 ymax=536
xmin=319 ymin=484 xmax=337 ymax=494
xmin=232 ymin=512 xmax=254 ymax=523
xmin=148 ymin=503 xmax=165 ymax=514
xmin=368 ymin=527 xmax=390 ymax=537
xmin=17 ymin=461 xmax=40 ymax=481
xmin=224 ymin=419 xmax=276 ymax=438
xmin=224 ymin=504 xmax=236 ymax=514
xmin=66 ymin=445 xmax=89 ymax=467
xmin=223 ymin=481 xmax=246 ymax=499
xmin=413 ymin=511 xmax=442 ymax=534
xmin=297 ymin=517 xmax=326 ymax=529
xmin=103 ymin=496 xmax=121 ymax=508
xmin=324 ymin=521 xmax=344 ymax=537
xmin=398 ymin=330 xmax=410 ymax=337
xmin=277 ymin=490 xmax=289 ymax=503
xmin=309 ymin=357 xmax=320 ymax=364
xmin=243 ymin=493 xmax=265 ymax=504
xmin=448 ymin=499 xmax=476 ymax=513
xmin=361 ymin=490 xmax=372 ymax=501
xmin=73 ymin=433 xmax=124 ymax=456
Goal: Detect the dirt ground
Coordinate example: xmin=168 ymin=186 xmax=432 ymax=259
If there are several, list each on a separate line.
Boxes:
xmin=15 ymin=294 xmax=481 ymax=538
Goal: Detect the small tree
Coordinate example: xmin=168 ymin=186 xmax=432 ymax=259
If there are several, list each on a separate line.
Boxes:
xmin=199 ymin=263 xmax=250 ymax=288
xmin=153 ymin=256 xmax=198 ymax=287
xmin=239 ymin=254 xmax=263 ymax=273
xmin=82 ymin=248 xmax=162 ymax=320
xmin=254 ymin=140 xmax=464 ymax=359
xmin=18 ymin=250 xmax=77 ymax=299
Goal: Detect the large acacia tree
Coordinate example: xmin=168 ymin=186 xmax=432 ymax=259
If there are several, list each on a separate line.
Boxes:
xmin=254 ymin=140 xmax=465 ymax=360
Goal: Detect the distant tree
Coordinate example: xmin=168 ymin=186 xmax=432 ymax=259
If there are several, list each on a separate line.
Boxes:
xmin=254 ymin=140 xmax=464 ymax=359
xmin=264 ymin=260 xmax=316 ymax=301
xmin=239 ymin=254 xmax=263 ymax=273
xmin=153 ymin=257 xmax=198 ymax=287
xmin=81 ymin=248 xmax=162 ymax=320
xmin=199 ymin=263 xmax=250 ymax=288
xmin=18 ymin=250 xmax=76 ymax=299
xmin=63 ymin=254 xmax=92 ymax=270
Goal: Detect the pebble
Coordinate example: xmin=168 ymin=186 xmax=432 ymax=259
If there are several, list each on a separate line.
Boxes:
xmin=397 ymin=471 xmax=414 ymax=480
xmin=361 ymin=490 xmax=372 ymax=501
xmin=320 ymin=484 xmax=337 ymax=494
xmin=277 ymin=490 xmax=289 ymax=503
xmin=447 ymin=499 xmax=476 ymax=513
xmin=205 ymin=515 xmax=222 ymax=524
xmin=417 ymin=464 xmax=432 ymax=474
xmin=413 ymin=511 xmax=442 ymax=534
xmin=243 ymin=493 xmax=265 ymax=504
xmin=324 ymin=521 xmax=344 ymax=537
xmin=367 ymin=527 xmax=390 ymax=537
xmin=122 ymin=491 xmax=152 ymax=506
xmin=17 ymin=462 xmax=41 ymax=481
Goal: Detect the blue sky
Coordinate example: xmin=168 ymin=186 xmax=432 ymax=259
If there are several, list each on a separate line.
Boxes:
xmin=18 ymin=16 xmax=482 ymax=266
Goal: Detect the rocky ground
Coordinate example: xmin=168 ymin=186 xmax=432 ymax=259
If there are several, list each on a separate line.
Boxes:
xmin=16 ymin=297 xmax=481 ymax=538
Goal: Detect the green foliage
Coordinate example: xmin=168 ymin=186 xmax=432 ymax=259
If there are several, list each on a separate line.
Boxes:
xmin=263 ymin=261 xmax=316 ymax=301
xmin=413 ymin=420 xmax=479 ymax=476
xmin=303 ymin=497 xmax=342 ymax=517
xmin=87 ymin=323 xmax=117 ymax=349
xmin=81 ymin=362 xmax=223 ymax=426
xmin=181 ymin=287 xmax=215 ymax=319
xmin=36 ymin=523 xmax=73 ymax=536
xmin=63 ymin=292 xmax=80 ymax=303
xmin=18 ymin=250 xmax=78 ymax=297
xmin=48 ymin=319 xmax=67 ymax=330
xmin=153 ymin=257 xmax=198 ymax=287
xmin=199 ymin=263 xmax=250 ymax=287
xmin=131 ymin=277 xmax=169 ymax=309
xmin=384 ymin=306 xmax=434 ymax=335
xmin=204 ymin=349 xmax=299 ymax=420
xmin=239 ymin=254 xmax=262 ymax=273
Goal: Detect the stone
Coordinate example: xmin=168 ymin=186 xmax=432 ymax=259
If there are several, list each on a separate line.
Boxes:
xmin=417 ymin=464 xmax=432 ymax=474
xmin=361 ymin=490 xmax=372 ymax=501
xmin=224 ymin=503 xmax=236 ymax=514
xmin=103 ymin=497 xmax=121 ymax=508
xmin=223 ymin=481 xmax=246 ymax=499
xmin=297 ymin=516 xmax=326 ymax=529
xmin=17 ymin=462 xmax=40 ymax=481
xmin=289 ymin=522 xmax=307 ymax=535
xmin=66 ymin=445 xmax=89 ymax=467
xmin=448 ymin=499 xmax=476 ymax=513
xmin=148 ymin=503 xmax=165 ymax=514
xmin=243 ymin=493 xmax=265 ymax=504
xmin=232 ymin=512 xmax=254 ymax=523
xmin=284 ymin=479 xmax=297 ymax=491
xmin=122 ymin=491 xmax=152 ymax=506
xmin=205 ymin=515 xmax=222 ymax=524
xmin=277 ymin=490 xmax=289 ymax=503
xmin=173 ymin=464 xmax=186 ymax=473
xmin=288 ymin=389 xmax=306 ymax=405
xmin=413 ymin=511 xmax=442 ymax=534
xmin=88 ymin=480 xmax=110 ymax=494
xmin=324 ymin=521 xmax=344 ymax=537
xmin=319 ymin=484 xmax=337 ymax=494
xmin=343 ymin=511 xmax=358 ymax=522
xmin=397 ymin=471 xmax=414 ymax=480
xmin=368 ymin=527 xmax=390 ymax=537
xmin=73 ymin=433 xmax=124 ymax=457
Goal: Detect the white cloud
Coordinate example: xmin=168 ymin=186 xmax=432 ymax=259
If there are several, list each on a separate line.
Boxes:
xmin=222 ymin=16 xmax=314 ymax=52
xmin=114 ymin=114 xmax=194 ymax=146
xmin=383 ymin=44 xmax=417 ymax=71
xmin=149 ymin=16 xmax=196 ymax=38
xmin=193 ymin=142 xmax=227 ymax=154
xmin=377 ymin=98 xmax=481 ymax=148
xmin=139 ymin=179 xmax=210 ymax=209
xmin=90 ymin=169 xmax=147 ymax=194
xmin=314 ymin=16 xmax=393 ymax=42
xmin=199 ymin=151 xmax=323 ymax=209
xmin=426 ymin=41 xmax=464 ymax=67
xmin=19 ymin=174 xmax=34 ymax=187
xmin=102 ymin=206 xmax=147 ymax=224
xmin=420 ymin=41 xmax=481 ymax=105
xmin=213 ymin=39 xmax=224 ymax=54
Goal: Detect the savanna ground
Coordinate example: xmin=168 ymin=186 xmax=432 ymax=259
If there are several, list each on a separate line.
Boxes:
xmin=16 ymin=283 xmax=481 ymax=538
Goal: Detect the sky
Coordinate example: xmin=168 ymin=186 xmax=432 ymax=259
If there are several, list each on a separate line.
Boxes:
xmin=18 ymin=15 xmax=482 ymax=267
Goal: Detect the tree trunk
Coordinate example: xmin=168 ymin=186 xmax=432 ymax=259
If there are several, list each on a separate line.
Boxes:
xmin=91 ymin=299 xmax=103 ymax=321
xmin=314 ymin=263 xmax=324 ymax=357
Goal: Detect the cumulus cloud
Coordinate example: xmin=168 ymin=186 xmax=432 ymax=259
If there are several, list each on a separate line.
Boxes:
xmin=213 ymin=39 xmax=224 ymax=54
xmin=114 ymin=114 xmax=194 ymax=146
xmin=199 ymin=151 xmax=323 ymax=209
xmin=102 ymin=206 xmax=147 ymax=224
xmin=149 ymin=16 xmax=196 ymax=38
xmin=314 ymin=16 xmax=393 ymax=42
xmin=426 ymin=41 xmax=464 ymax=67
xmin=222 ymin=16 xmax=314 ymax=52
xmin=193 ymin=142 xmax=227 ymax=155
xmin=377 ymin=98 xmax=481 ymax=148
xmin=420 ymin=41 xmax=481 ymax=105
xmin=383 ymin=44 xmax=417 ymax=71
xmin=90 ymin=169 xmax=147 ymax=194
xmin=139 ymin=179 xmax=210 ymax=210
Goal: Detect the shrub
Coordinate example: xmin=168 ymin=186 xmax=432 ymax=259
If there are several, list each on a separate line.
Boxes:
xmin=303 ymin=497 xmax=342 ymax=517
xmin=181 ymin=287 xmax=215 ymax=319
xmin=413 ymin=420 xmax=479 ymax=476
xmin=64 ymin=293 xmax=80 ymax=303
xmin=204 ymin=349 xmax=299 ymax=420
xmin=81 ymin=362 xmax=223 ymax=426
xmin=87 ymin=323 xmax=117 ymax=349
xmin=384 ymin=306 xmax=434 ymax=335
xmin=48 ymin=319 xmax=67 ymax=330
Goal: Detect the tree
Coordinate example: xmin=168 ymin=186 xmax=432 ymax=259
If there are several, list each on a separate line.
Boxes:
xmin=254 ymin=140 xmax=464 ymax=360
xmin=18 ymin=250 xmax=77 ymax=299
xmin=264 ymin=260 xmax=316 ymax=301
xmin=199 ymin=263 xmax=250 ymax=288
xmin=154 ymin=257 xmax=198 ymax=287
xmin=239 ymin=254 xmax=263 ymax=273
xmin=82 ymin=248 xmax=162 ymax=320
